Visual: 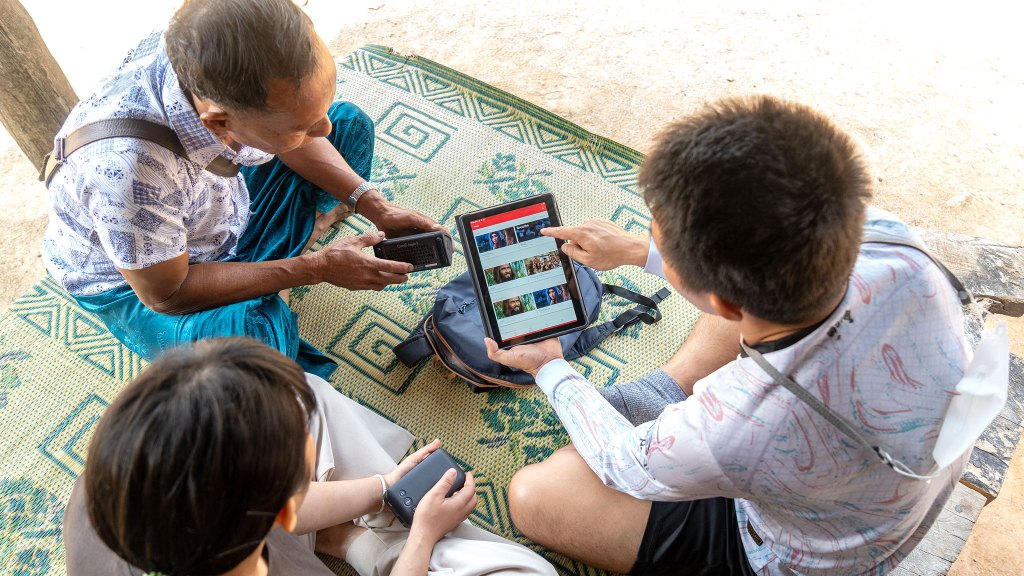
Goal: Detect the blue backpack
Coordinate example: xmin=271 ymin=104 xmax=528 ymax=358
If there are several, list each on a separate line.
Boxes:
xmin=393 ymin=263 xmax=671 ymax=392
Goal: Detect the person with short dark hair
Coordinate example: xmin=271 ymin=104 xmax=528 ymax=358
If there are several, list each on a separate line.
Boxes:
xmin=487 ymin=96 xmax=972 ymax=574
xmin=63 ymin=338 xmax=556 ymax=576
xmin=42 ymin=0 xmax=444 ymax=381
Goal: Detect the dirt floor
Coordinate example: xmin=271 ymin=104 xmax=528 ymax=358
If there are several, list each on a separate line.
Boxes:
xmin=1 ymin=0 xmax=1020 ymax=573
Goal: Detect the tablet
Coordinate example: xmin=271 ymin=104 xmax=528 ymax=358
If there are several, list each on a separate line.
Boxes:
xmin=456 ymin=194 xmax=589 ymax=349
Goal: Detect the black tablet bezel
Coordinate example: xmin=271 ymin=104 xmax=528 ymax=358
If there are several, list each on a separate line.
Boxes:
xmin=456 ymin=193 xmax=589 ymax=349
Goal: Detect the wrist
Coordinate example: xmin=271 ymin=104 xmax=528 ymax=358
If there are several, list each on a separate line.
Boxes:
xmin=528 ymin=355 xmax=562 ymax=378
xmin=629 ymin=235 xmax=650 ymax=267
xmin=372 ymin=474 xmax=388 ymax=514
xmin=354 ymin=189 xmax=389 ymax=220
xmin=408 ymin=523 xmax=443 ymax=549
xmin=533 ymin=358 xmax=575 ymax=394
xmin=302 ymin=251 xmax=326 ymax=285
xmin=345 ymin=181 xmax=378 ymax=214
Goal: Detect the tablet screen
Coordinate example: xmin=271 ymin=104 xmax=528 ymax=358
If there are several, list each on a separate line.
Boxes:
xmin=465 ymin=200 xmax=583 ymax=343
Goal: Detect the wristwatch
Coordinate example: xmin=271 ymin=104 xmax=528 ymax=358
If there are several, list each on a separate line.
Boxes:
xmin=347 ymin=181 xmax=378 ymax=212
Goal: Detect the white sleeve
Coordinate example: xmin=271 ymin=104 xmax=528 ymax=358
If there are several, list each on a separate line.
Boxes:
xmin=534 ymin=360 xmax=732 ymax=500
xmin=642 ymin=237 xmax=667 ymax=279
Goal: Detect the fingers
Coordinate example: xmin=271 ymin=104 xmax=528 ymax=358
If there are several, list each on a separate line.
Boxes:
xmin=350 ymin=230 xmax=387 ymax=248
xmin=560 ymin=241 xmax=582 ymax=260
xmin=484 ymin=338 xmax=504 ymax=363
xmin=540 ymin=225 xmax=576 ymax=240
xmin=408 ymin=439 xmax=441 ymax=466
xmin=371 ymin=256 xmax=415 ymax=275
xmin=389 ymin=439 xmax=442 ymax=485
xmin=450 ymin=471 xmax=477 ymax=509
xmin=429 ymin=468 xmax=458 ymax=496
xmin=378 ymin=271 xmax=410 ymax=285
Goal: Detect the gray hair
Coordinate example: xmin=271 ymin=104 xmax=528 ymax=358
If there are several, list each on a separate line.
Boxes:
xmin=166 ymin=0 xmax=321 ymax=111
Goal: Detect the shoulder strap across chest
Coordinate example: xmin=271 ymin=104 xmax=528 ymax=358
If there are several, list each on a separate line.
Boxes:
xmin=40 ymin=118 xmax=241 ymax=185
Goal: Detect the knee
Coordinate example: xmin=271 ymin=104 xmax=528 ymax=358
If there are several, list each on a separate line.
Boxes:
xmin=243 ymin=295 xmax=298 ymax=357
xmin=328 ymin=101 xmax=374 ymax=139
xmin=509 ymin=449 xmax=580 ymax=542
xmin=508 ymin=463 xmax=546 ymax=539
xmin=327 ymin=102 xmax=374 ymax=180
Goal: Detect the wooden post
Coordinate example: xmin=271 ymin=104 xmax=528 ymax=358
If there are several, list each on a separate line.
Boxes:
xmin=0 ymin=0 xmax=77 ymax=173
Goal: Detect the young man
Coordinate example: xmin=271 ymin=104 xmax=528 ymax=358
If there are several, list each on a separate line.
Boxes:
xmin=64 ymin=338 xmax=557 ymax=576
xmin=488 ymin=96 xmax=971 ymax=575
xmin=42 ymin=0 xmax=443 ymax=379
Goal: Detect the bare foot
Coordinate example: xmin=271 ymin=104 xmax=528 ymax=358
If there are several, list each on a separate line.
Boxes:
xmin=304 ymin=203 xmax=353 ymax=253
xmin=315 ymin=521 xmax=368 ymax=559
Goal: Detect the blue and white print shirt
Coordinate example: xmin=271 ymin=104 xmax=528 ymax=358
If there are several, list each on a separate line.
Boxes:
xmin=42 ymin=31 xmax=274 ymax=296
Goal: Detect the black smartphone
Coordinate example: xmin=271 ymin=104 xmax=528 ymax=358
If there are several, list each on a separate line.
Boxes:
xmin=373 ymin=230 xmax=454 ymax=272
xmin=385 ymin=448 xmax=466 ymax=527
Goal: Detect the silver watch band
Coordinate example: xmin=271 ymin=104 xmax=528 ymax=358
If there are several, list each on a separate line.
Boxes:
xmin=347 ymin=181 xmax=377 ymax=211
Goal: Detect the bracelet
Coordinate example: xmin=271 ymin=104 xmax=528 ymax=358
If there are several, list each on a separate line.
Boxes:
xmin=373 ymin=473 xmax=388 ymax=514
xmin=347 ymin=181 xmax=378 ymax=212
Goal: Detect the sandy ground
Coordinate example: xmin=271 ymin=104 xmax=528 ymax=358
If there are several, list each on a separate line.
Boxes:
xmin=1 ymin=0 xmax=1021 ymax=572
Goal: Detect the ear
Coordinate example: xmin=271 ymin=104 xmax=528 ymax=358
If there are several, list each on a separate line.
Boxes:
xmin=274 ymin=495 xmax=300 ymax=533
xmin=198 ymin=107 xmax=231 ymax=138
xmin=708 ymin=293 xmax=743 ymax=322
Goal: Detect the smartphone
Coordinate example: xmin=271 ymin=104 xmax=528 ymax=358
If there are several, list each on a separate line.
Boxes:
xmin=384 ymin=448 xmax=466 ymax=527
xmin=373 ymin=230 xmax=454 ymax=272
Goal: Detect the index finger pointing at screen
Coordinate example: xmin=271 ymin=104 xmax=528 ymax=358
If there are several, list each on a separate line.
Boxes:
xmin=540 ymin=226 xmax=577 ymax=240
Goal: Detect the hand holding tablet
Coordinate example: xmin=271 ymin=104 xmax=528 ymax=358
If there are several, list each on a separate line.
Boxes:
xmin=456 ymin=194 xmax=590 ymax=349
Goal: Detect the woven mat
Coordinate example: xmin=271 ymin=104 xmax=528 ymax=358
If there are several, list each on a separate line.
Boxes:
xmin=0 ymin=45 xmax=700 ymax=575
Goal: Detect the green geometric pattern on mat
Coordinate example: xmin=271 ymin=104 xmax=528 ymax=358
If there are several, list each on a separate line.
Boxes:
xmin=0 ymin=45 xmax=700 ymax=576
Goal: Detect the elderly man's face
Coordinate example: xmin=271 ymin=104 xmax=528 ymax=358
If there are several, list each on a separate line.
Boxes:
xmin=220 ymin=42 xmax=336 ymax=156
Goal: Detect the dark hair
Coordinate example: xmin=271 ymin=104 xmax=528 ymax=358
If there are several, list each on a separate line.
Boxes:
xmin=640 ymin=95 xmax=872 ymax=324
xmin=84 ymin=338 xmax=317 ymax=575
xmin=165 ymin=0 xmax=321 ymax=111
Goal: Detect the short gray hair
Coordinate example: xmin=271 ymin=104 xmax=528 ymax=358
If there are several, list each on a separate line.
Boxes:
xmin=166 ymin=0 xmax=321 ymax=111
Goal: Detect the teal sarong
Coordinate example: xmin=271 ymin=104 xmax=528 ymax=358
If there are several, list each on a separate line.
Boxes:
xmin=74 ymin=101 xmax=374 ymax=380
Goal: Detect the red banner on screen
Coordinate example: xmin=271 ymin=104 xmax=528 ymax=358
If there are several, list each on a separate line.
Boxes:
xmin=470 ymin=202 xmax=547 ymax=230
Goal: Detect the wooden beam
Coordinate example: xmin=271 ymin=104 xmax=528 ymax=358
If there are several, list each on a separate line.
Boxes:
xmin=0 ymin=0 xmax=77 ymax=172
xmin=891 ymin=482 xmax=987 ymax=575
xmin=916 ymin=228 xmax=1024 ymax=317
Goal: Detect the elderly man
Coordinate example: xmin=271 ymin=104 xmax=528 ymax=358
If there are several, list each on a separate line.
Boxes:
xmin=42 ymin=0 xmax=440 ymax=377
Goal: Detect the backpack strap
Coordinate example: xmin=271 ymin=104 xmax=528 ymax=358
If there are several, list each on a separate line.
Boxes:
xmin=861 ymin=229 xmax=972 ymax=306
xmin=394 ymin=318 xmax=432 ymax=368
xmin=735 ymin=229 xmax=979 ymax=481
xmin=394 ymin=284 xmax=673 ymax=368
xmin=40 ymin=118 xmax=241 ymax=185
xmin=569 ymin=285 xmax=672 ymax=358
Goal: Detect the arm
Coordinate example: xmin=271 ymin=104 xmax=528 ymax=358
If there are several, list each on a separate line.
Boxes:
xmin=119 ymin=232 xmax=411 ymax=315
xmin=390 ymin=469 xmax=478 ymax=576
xmin=279 ymin=138 xmax=444 ymax=238
xmin=486 ymin=339 xmax=728 ymax=500
xmin=294 ymin=441 xmax=442 ymax=533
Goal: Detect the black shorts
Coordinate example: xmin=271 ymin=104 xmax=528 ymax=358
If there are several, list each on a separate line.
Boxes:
xmin=632 ymin=498 xmax=756 ymax=576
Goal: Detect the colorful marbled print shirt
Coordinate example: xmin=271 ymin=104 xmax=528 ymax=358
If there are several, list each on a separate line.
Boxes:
xmin=535 ymin=208 xmax=971 ymax=575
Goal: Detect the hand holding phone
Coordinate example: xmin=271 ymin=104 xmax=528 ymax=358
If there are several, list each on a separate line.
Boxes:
xmin=372 ymin=230 xmax=454 ymax=272
xmin=385 ymin=448 xmax=468 ymax=527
